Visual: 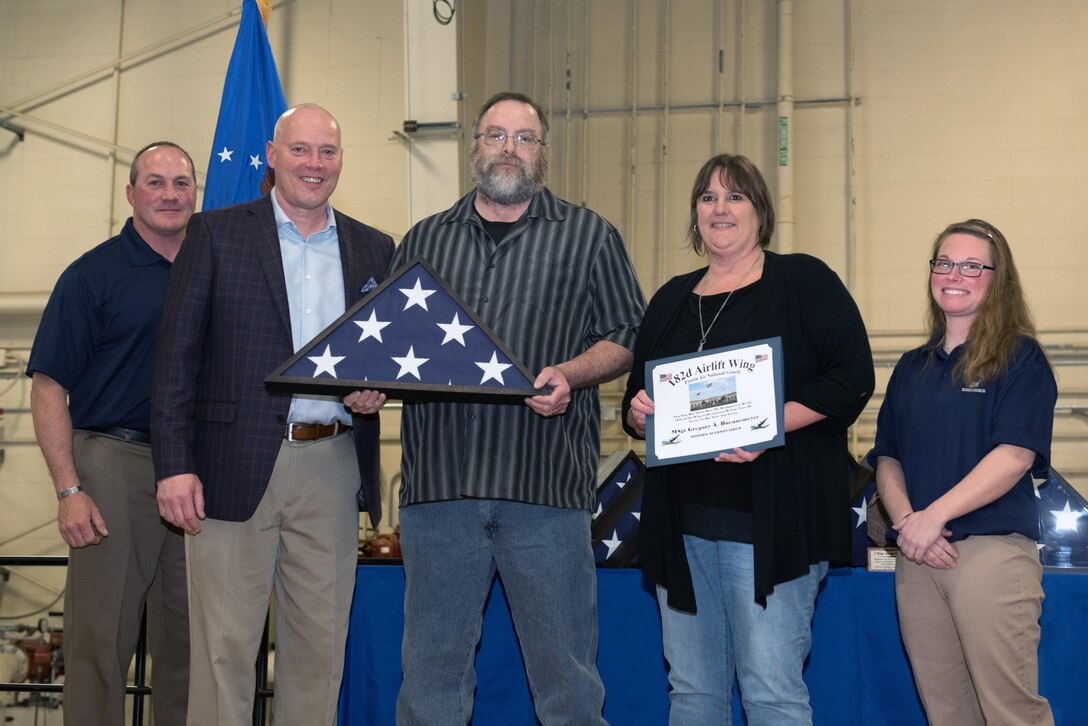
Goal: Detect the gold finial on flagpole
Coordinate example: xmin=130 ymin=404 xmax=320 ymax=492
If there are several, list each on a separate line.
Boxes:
xmin=255 ymin=0 xmax=272 ymax=27
xmin=255 ymin=0 xmax=277 ymax=194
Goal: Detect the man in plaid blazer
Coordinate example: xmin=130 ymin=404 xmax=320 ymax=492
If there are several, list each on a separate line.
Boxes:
xmin=151 ymin=103 xmax=393 ymax=726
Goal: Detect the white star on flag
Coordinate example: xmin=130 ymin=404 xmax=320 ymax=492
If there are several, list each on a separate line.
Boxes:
xmin=1050 ymin=501 xmax=1084 ymax=532
xmin=603 ymin=531 xmax=623 ymax=559
xmin=617 ymin=472 xmax=631 ymax=489
xmin=852 ymin=496 xmax=869 ymax=528
xmin=308 ymin=344 xmax=345 ymax=378
xmin=1033 ymin=475 xmax=1046 ymax=499
xmin=392 ymin=346 xmax=429 ymax=380
xmin=354 ymin=310 xmax=391 ymax=343
xmin=217 ymin=147 xmax=234 ymax=162
xmin=399 ymin=277 xmax=436 ymax=311
xmin=632 ymin=511 xmax=641 ymax=521
xmin=476 ymin=351 xmax=512 ymax=384
xmin=593 ymin=503 xmax=603 ymax=520
xmin=437 ymin=313 xmax=474 ymax=346
xmin=249 ymin=154 xmax=263 ymax=170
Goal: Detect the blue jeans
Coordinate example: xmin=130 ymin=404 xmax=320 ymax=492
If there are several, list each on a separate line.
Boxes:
xmin=657 ymin=536 xmax=828 ymax=726
xmin=397 ymin=499 xmax=607 ymax=726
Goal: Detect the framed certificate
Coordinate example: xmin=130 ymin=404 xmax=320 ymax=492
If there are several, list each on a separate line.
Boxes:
xmin=644 ymin=336 xmax=784 ymax=467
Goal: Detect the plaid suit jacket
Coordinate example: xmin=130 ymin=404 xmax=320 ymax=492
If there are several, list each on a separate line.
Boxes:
xmin=151 ymin=196 xmax=394 ymax=525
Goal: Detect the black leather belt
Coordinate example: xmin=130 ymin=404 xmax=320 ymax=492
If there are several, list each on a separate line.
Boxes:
xmin=284 ymin=421 xmax=351 ymax=441
xmin=91 ymin=427 xmax=151 ymax=444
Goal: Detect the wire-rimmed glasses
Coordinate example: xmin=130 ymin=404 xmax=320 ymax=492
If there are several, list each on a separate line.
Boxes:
xmin=473 ymin=128 xmax=546 ymax=149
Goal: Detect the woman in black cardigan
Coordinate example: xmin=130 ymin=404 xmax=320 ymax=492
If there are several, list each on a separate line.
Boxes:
xmin=622 ymin=154 xmax=873 ymax=725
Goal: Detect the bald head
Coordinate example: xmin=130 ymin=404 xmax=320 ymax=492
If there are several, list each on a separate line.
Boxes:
xmin=273 ymin=103 xmax=341 ymax=145
xmin=266 ymin=104 xmax=344 ymax=225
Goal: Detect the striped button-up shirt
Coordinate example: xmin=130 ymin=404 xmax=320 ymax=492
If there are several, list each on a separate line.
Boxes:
xmin=391 ymin=188 xmax=646 ymax=510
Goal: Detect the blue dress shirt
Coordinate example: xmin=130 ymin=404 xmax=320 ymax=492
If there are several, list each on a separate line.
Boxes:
xmin=271 ymin=188 xmax=350 ymax=426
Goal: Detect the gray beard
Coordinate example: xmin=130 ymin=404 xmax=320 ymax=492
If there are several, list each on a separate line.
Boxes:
xmin=472 ymin=155 xmax=545 ymax=206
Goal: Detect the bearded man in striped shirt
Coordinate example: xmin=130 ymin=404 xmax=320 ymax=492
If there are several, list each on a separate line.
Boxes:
xmin=389 ymin=91 xmax=646 ymax=726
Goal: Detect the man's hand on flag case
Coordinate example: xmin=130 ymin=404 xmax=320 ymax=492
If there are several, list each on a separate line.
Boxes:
xmin=343 ymin=389 xmax=388 ymax=415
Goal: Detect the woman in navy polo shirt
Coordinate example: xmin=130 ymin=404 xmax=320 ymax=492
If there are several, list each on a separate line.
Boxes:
xmin=871 ymin=219 xmax=1056 ymax=726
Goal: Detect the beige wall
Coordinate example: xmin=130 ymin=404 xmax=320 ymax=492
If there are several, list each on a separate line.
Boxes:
xmin=1 ymin=0 xmax=1086 ymax=617
xmin=475 ymin=0 xmax=1088 ymax=325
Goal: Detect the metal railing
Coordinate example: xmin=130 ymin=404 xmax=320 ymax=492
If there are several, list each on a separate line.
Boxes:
xmin=0 ymin=555 xmax=274 ymax=726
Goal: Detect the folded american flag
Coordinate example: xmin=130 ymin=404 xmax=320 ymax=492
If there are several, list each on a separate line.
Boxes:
xmin=266 ymin=256 xmax=541 ymax=401
xmin=591 ymin=450 xmax=645 ymax=567
xmin=1036 ymin=468 xmax=1088 ymax=568
xmin=849 ymin=456 xmax=880 ymax=567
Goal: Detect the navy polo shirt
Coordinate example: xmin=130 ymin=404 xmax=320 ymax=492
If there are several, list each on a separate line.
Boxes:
xmin=27 ymin=219 xmax=172 ymax=432
xmin=869 ymin=336 xmax=1055 ymax=541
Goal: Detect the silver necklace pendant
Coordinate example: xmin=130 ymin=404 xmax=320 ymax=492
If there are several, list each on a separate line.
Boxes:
xmin=696 ymin=251 xmax=763 ymax=354
xmin=697 ymin=292 xmax=730 ymax=351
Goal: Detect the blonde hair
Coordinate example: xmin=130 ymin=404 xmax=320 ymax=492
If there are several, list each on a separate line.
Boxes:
xmin=926 ymin=219 xmax=1043 ymax=384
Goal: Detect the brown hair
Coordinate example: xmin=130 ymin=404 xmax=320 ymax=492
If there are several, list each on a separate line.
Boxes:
xmin=129 ymin=141 xmax=195 ymax=186
xmin=687 ymin=154 xmax=775 ymax=254
xmin=926 ymin=218 xmax=1044 ymax=384
xmin=472 ymin=91 xmax=550 ymax=144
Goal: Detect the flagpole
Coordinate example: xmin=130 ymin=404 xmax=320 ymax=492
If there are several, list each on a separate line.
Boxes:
xmin=256 ymin=0 xmax=272 ymax=26
xmin=256 ymin=0 xmax=276 ymax=196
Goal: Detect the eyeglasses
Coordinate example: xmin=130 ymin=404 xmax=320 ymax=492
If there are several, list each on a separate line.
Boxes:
xmin=473 ymin=129 xmax=546 ymax=149
xmin=929 ymin=259 xmax=995 ymax=277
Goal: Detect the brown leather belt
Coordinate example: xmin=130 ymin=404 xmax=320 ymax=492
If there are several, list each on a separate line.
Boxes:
xmin=283 ymin=421 xmax=351 ymax=441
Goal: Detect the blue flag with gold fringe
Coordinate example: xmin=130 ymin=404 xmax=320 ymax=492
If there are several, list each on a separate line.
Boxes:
xmin=202 ymin=0 xmax=287 ymax=211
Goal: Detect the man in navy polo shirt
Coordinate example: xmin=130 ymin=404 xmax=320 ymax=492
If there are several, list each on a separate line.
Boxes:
xmin=27 ymin=141 xmax=196 ymax=726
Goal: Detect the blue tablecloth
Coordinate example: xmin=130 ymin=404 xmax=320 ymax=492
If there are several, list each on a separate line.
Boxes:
xmin=338 ymin=566 xmax=1087 ymax=724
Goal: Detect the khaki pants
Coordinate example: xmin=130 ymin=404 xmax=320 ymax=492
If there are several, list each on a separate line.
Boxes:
xmin=183 ymin=433 xmax=360 ymax=726
xmin=65 ymin=430 xmax=188 ymax=726
xmin=895 ymin=533 xmax=1053 ymax=726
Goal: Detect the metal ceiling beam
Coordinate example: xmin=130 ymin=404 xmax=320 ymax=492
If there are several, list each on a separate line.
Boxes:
xmin=1 ymin=6 xmax=243 ymax=117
